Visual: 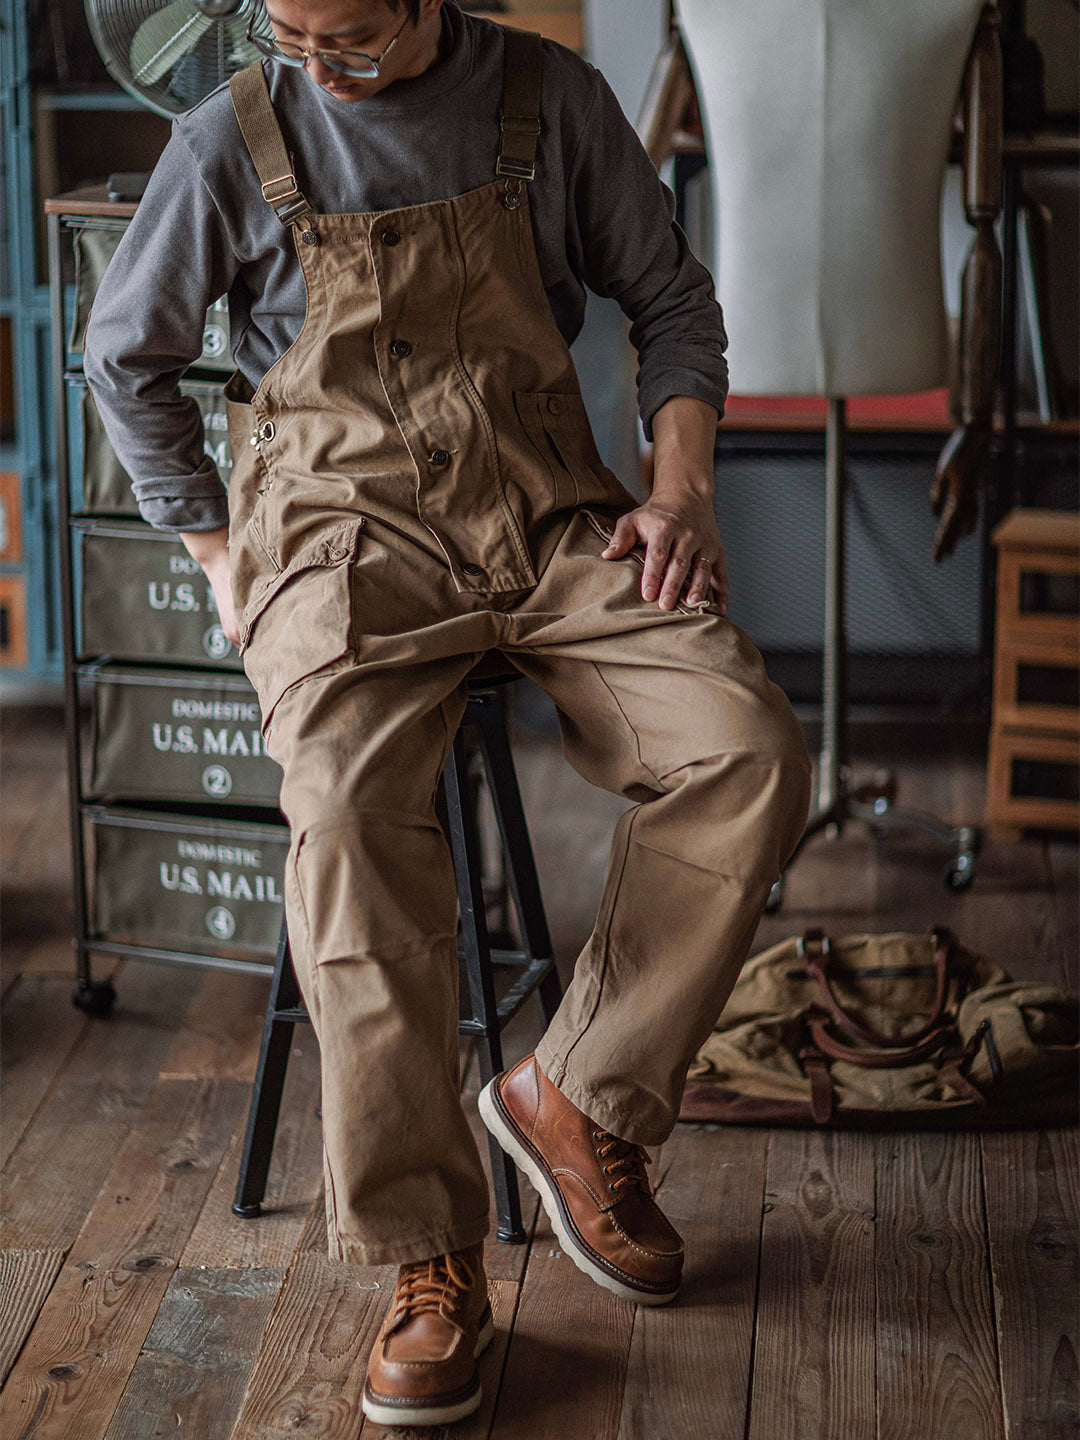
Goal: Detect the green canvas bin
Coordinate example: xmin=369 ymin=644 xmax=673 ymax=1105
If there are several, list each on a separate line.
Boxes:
xmin=85 ymin=665 xmax=281 ymax=806
xmin=68 ymin=221 xmax=233 ymax=371
xmin=80 ymin=379 xmax=234 ymax=515
xmin=75 ymin=521 xmax=242 ymax=668
xmin=90 ymin=808 xmax=289 ymax=959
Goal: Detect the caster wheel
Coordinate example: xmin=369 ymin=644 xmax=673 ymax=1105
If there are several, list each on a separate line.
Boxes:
xmin=72 ymin=978 xmax=117 ymax=1016
xmin=945 ymin=855 xmax=976 ymax=892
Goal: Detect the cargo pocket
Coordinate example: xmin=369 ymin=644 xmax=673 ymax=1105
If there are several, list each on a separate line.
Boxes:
xmin=578 ymin=507 xmax=722 ymax=618
xmin=239 ymin=518 xmax=365 ymax=737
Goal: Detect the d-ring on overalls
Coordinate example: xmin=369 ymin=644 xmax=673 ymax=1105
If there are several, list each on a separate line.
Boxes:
xmin=223 ymin=28 xmax=812 ymax=1267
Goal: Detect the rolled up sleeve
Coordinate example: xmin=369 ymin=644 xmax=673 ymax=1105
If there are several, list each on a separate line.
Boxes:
xmin=565 ymin=66 xmax=729 ymax=442
xmin=82 ymin=123 xmax=238 ymax=531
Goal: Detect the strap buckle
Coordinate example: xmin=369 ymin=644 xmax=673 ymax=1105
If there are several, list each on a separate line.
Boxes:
xmin=261 ymin=171 xmax=313 ymax=228
xmin=496 ymin=110 xmax=540 ymax=181
xmin=495 ymin=155 xmax=536 ymax=180
xmin=261 ymin=171 xmax=300 ymax=202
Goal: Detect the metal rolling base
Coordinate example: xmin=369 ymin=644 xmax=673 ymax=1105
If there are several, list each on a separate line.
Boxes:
xmin=765 ymin=398 xmax=982 ymax=915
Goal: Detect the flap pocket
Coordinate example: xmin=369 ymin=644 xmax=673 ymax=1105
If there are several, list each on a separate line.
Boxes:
xmin=240 ymin=518 xmax=365 ymax=733
xmin=513 ymin=390 xmax=621 ymax=510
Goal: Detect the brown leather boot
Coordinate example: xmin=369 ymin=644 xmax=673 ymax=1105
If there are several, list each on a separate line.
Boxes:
xmin=361 ymin=1242 xmax=494 ymax=1427
xmin=479 ymin=1054 xmax=683 ymax=1304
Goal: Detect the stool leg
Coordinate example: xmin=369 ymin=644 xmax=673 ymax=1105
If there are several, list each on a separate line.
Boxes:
xmin=443 ymin=729 xmax=527 ymax=1244
xmin=474 ymin=689 xmax=563 ymax=1025
xmin=232 ymin=910 xmax=305 ymax=1218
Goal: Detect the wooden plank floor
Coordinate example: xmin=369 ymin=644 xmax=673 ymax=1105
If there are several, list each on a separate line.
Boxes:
xmin=1 ymin=699 xmax=1077 ymax=1439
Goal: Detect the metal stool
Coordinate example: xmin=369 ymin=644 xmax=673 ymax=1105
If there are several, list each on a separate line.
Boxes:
xmin=231 ymin=665 xmax=562 ymax=1243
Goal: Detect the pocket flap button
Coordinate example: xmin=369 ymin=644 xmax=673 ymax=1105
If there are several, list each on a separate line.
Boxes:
xmin=547 ymin=396 xmax=562 ymax=416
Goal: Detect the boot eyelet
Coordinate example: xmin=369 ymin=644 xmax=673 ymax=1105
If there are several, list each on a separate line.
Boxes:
xmin=608 ymin=1183 xmax=615 ymax=1193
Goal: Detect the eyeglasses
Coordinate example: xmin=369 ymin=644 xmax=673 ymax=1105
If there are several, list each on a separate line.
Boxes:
xmin=246 ymin=7 xmax=410 ymax=79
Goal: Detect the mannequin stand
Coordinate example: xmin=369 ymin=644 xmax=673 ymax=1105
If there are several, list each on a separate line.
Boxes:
xmin=765 ymin=398 xmax=981 ymax=912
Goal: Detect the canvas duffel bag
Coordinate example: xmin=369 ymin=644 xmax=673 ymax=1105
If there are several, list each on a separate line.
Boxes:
xmin=679 ymin=923 xmax=1079 ymax=1127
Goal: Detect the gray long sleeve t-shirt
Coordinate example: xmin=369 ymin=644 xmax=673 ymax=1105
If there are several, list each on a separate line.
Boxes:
xmin=82 ymin=1 xmax=728 ymax=533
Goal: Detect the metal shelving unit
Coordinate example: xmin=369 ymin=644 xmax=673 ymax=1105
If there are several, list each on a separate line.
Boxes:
xmin=45 ymin=183 xmax=288 ymax=1013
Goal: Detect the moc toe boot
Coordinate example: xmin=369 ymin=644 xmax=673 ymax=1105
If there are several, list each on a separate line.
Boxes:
xmin=362 ymin=1242 xmax=494 ymax=1427
xmin=478 ymin=1054 xmax=683 ymax=1305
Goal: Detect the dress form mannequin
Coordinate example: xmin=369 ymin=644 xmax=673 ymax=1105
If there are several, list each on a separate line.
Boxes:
xmin=663 ymin=0 xmax=1003 ymax=896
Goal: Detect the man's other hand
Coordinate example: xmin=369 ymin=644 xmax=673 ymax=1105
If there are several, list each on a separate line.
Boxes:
xmin=601 ymin=497 xmax=728 ymax=613
xmin=179 ymin=526 xmax=241 ymax=648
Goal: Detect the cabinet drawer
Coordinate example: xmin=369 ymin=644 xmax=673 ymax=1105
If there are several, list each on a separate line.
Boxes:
xmin=994 ymin=531 xmax=1079 ymax=648
xmin=90 ymin=808 xmax=288 ymax=959
xmin=985 ymin=727 xmax=1080 ymax=832
xmin=70 ymin=376 xmax=235 ymax=516
xmin=74 ymin=521 xmax=241 ymax=669
xmin=84 ymin=664 xmax=280 ymax=806
xmin=993 ymin=634 xmax=1079 ymax=733
xmin=0 ymin=575 xmax=28 ymax=666
xmin=68 ymin=220 xmax=233 ymax=372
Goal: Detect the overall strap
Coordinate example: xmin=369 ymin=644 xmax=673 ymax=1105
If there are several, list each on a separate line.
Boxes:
xmin=496 ymin=26 xmax=543 ymax=181
xmin=229 ymin=61 xmax=316 ymax=230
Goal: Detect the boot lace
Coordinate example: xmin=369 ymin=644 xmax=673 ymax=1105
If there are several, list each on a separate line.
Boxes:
xmin=592 ymin=1128 xmax=652 ymax=1197
xmin=391 ymin=1249 xmax=476 ymax=1326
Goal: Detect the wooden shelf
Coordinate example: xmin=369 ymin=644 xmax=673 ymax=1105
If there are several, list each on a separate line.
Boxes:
xmin=44 ymin=184 xmax=139 ymax=220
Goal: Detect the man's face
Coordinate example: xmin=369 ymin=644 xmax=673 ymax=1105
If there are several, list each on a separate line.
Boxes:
xmin=262 ymin=0 xmax=443 ymax=101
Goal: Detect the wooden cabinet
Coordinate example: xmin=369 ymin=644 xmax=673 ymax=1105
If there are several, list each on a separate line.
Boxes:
xmin=985 ymin=508 xmax=1080 ymax=833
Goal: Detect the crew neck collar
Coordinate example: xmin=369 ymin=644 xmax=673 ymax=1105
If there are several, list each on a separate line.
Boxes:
xmin=287 ymin=1 xmax=474 ymax=114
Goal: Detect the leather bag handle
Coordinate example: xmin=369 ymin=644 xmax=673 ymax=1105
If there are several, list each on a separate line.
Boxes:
xmin=799 ymin=923 xmax=958 ymax=1050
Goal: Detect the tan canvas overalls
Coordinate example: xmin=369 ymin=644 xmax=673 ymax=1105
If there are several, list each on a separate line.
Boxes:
xmin=222 ymin=29 xmax=813 ymax=1267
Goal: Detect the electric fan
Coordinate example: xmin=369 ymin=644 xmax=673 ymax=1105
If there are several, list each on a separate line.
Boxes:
xmin=84 ymin=0 xmax=274 ymax=118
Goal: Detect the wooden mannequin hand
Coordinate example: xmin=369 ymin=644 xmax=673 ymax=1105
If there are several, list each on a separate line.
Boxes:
xmin=929 ymin=422 xmax=990 ymax=562
xmin=602 ymin=496 xmax=728 ymax=613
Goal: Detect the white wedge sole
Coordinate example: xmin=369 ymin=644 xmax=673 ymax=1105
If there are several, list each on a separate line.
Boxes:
xmin=360 ymin=1308 xmax=495 ymax=1427
xmin=478 ymin=1077 xmax=680 ymax=1307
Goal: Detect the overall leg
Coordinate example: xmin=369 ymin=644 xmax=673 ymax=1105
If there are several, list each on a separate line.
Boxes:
xmin=506 ymin=510 xmax=814 ymax=1146
xmin=265 ymin=653 xmax=492 ymax=1266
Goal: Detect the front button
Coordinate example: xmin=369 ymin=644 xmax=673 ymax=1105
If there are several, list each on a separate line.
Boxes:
xmin=381 ymin=228 xmax=401 ymax=246
xmin=461 ymin=562 xmax=483 ymax=576
xmin=390 ymin=339 xmax=412 ymax=358
xmin=429 ymin=449 xmax=450 ymax=467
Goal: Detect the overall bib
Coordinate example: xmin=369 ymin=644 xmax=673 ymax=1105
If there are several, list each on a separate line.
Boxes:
xmin=223 ymin=30 xmax=813 ymax=1267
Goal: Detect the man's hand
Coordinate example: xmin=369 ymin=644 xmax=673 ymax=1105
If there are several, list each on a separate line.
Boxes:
xmin=601 ymin=495 xmax=728 ymax=612
xmin=179 ymin=526 xmax=241 ymax=648
xmin=618 ymin=394 xmax=728 ymax=612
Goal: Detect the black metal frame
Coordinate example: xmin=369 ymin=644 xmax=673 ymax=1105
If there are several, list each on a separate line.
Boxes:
xmin=231 ymin=680 xmax=562 ymax=1244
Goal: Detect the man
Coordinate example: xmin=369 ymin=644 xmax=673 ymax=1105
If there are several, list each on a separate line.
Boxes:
xmin=83 ymin=1 xmax=812 ymax=1426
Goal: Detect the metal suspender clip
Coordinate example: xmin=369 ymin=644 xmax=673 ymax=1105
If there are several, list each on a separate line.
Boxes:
xmin=495 ymin=110 xmax=540 ymax=180
xmin=261 ymin=171 xmax=314 ymax=228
